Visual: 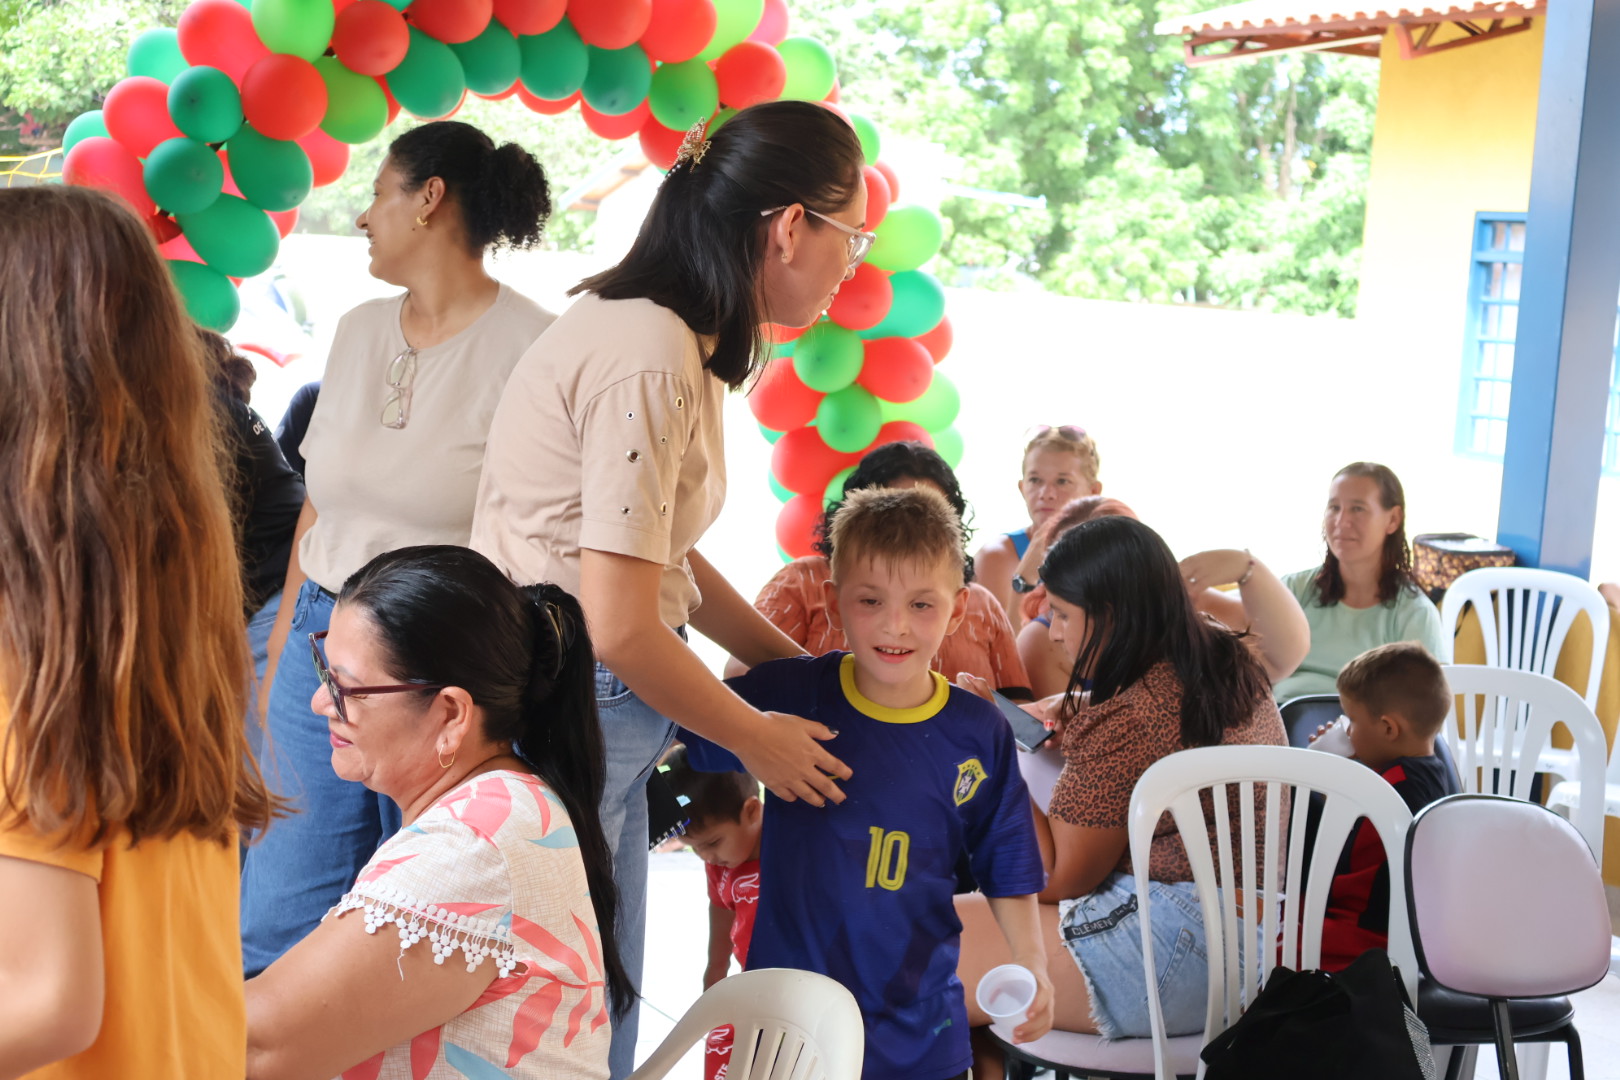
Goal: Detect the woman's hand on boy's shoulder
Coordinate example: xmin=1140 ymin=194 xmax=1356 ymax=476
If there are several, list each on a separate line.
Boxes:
xmin=736 ymin=710 xmax=852 ymax=806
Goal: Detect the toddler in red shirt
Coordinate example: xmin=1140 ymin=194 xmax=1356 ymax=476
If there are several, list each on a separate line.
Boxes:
xmin=663 ymin=747 xmax=763 ymax=1080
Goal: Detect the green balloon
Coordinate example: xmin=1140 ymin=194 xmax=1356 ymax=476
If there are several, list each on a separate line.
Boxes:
xmin=582 ymin=44 xmax=651 ymax=116
xmin=701 ymin=0 xmax=764 ymax=61
xmin=251 ymin=0 xmax=335 ymax=62
xmin=771 ymin=338 xmax=797 ymax=360
xmin=648 ymin=59 xmax=718 ymax=131
xmin=177 ymin=194 xmax=279 ymax=279
xmin=517 ymin=22 xmax=587 ymax=100
xmin=451 ymin=22 xmax=521 ymax=96
xmin=777 ymin=36 xmax=836 ymax=101
xmin=816 ymin=385 xmax=882 ymax=454
xmin=128 ymin=28 xmax=188 ymax=83
xmin=168 ymin=259 xmax=241 ymax=332
xmin=168 ymin=66 xmax=243 ymax=145
xmin=848 ymin=112 xmax=881 ymax=163
xmin=884 ymin=370 xmax=959 ymax=431
xmin=867 ymin=204 xmax=944 ymax=273
xmin=769 ymin=471 xmax=793 ymax=503
xmin=823 ymin=465 xmax=856 ymax=508
xmin=225 ymin=126 xmax=311 ymax=212
xmin=144 ymin=138 xmax=224 ymax=215
xmin=392 ymin=28 xmax=468 ymax=119
xmin=63 ymin=111 xmax=109 ymax=154
xmin=931 ymin=425 xmax=964 ymax=470
xmin=863 ymin=270 xmax=945 ymax=340
xmin=759 ymin=422 xmax=785 ymax=445
xmin=793 ymin=321 xmax=863 ymax=392
xmin=708 ymin=106 xmax=738 ymax=134
xmin=315 ymin=57 xmax=388 ymax=144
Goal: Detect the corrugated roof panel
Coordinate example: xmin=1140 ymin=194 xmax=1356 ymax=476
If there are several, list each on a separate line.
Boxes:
xmin=1154 ymin=1 xmax=1534 ymax=36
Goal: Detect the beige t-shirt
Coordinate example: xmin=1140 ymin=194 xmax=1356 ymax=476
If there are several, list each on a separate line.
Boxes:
xmin=471 ymin=293 xmax=727 ymax=627
xmin=299 ymin=284 xmax=554 ymax=592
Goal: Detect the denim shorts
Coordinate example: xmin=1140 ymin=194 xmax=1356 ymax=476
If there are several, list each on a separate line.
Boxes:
xmin=1058 ymin=872 xmax=1209 ymax=1040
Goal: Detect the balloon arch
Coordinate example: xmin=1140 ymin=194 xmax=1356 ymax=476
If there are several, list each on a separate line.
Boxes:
xmin=59 ymin=0 xmax=961 ymax=559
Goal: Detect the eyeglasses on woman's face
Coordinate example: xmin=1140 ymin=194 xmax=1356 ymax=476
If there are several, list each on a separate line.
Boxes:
xmin=309 ymin=630 xmax=444 ymax=723
xmin=759 ymin=205 xmax=877 ymax=271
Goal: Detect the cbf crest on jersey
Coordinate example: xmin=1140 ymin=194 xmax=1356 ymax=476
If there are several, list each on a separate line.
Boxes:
xmin=953 ymin=758 xmax=987 ymax=806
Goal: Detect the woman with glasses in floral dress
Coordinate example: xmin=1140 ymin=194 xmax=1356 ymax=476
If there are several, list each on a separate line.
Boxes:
xmin=974 ymin=425 xmax=1105 ymax=620
xmin=470 ymin=101 xmax=869 ymax=1075
xmin=241 ymin=120 xmax=556 ymax=978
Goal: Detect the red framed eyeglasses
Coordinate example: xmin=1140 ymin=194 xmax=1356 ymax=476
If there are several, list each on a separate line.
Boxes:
xmin=309 ymin=631 xmax=445 ymax=723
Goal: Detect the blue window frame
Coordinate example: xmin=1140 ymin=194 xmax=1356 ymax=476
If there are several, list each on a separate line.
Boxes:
xmin=1457 ymin=211 xmax=1620 ymax=471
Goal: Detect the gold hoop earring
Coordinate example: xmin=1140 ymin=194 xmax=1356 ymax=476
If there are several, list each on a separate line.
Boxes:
xmin=438 ymin=748 xmax=455 ymax=769
xmin=416 ymin=215 xmax=429 ymax=227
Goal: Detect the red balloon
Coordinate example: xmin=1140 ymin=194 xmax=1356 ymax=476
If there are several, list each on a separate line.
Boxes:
xmin=379 ymin=78 xmax=403 ymax=124
xmin=828 ymin=263 xmax=893 ymax=332
xmin=333 ymin=0 xmax=357 ymax=12
xmin=640 ymin=0 xmax=715 ymax=63
xmin=147 ymin=212 xmax=182 ymax=245
xmin=297 ymin=129 xmax=351 ymax=187
xmin=748 ymin=0 xmax=788 ymax=44
xmin=567 ymin=0 xmax=651 ymax=49
xmin=493 ymin=0 xmax=566 ymax=34
xmin=103 ymin=77 xmax=183 ymax=159
xmin=638 ymin=116 xmax=685 ymax=170
xmin=825 ymin=80 xmax=839 ymax=103
xmin=775 ymin=494 xmax=822 ymax=560
xmin=857 ymin=337 xmax=934 ymax=404
xmin=159 ymin=232 xmax=204 ymax=264
xmin=916 ymin=315 xmax=953 ymax=363
xmin=748 ymin=358 xmax=823 ymax=432
xmin=177 ymin=0 xmax=272 ymax=85
xmin=242 ymin=55 xmax=328 ymax=141
xmin=333 ymin=0 xmax=411 ymax=75
xmin=874 ymin=160 xmax=900 ymax=202
xmin=63 ymin=137 xmax=154 ymax=217
xmin=862 ymin=165 xmax=890 ymax=230
xmin=407 ymin=0 xmax=494 ymax=43
xmin=269 ymin=207 xmax=299 ymax=238
xmin=714 ymin=41 xmax=784 ymax=108
xmin=581 ymin=98 xmax=650 ymax=140
xmin=771 ymin=426 xmax=858 ymax=495
xmin=873 ymin=420 xmax=934 ymax=450
xmin=516 ymin=86 xmax=579 ymax=114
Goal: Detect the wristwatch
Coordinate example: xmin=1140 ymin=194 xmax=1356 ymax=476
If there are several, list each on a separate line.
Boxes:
xmin=1010 ymin=574 xmax=1038 ymax=594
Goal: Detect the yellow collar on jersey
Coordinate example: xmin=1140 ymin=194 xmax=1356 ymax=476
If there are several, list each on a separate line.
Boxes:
xmin=839 ymin=653 xmax=951 ymax=724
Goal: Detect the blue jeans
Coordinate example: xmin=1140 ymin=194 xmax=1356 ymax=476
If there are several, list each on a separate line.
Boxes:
xmin=240 ymin=579 xmax=403 ymax=977
xmin=1058 ymin=872 xmax=1210 ymax=1039
xmin=595 ymin=663 xmax=678 ymax=1079
xmin=245 ymin=590 xmax=281 ymax=765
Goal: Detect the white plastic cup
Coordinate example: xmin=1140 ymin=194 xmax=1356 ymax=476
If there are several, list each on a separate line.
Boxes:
xmin=976 ymin=963 xmax=1036 ymax=1039
xmin=1310 ymin=716 xmax=1355 ymax=758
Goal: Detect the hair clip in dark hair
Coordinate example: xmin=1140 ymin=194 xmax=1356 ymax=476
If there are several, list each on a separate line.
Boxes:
xmin=537 ymin=596 xmax=576 ymax=680
xmin=672 ymin=121 xmax=711 ymax=171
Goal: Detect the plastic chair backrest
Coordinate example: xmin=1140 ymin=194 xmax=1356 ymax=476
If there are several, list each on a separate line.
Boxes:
xmin=1278 ymin=694 xmax=1343 ymax=749
xmin=1129 ymin=745 xmax=1419 ymax=1080
xmin=1405 ymin=794 xmax=1610 ymax=998
xmin=1439 ymin=664 xmax=1608 ymax=862
xmin=1439 ymin=567 xmax=1609 ymax=710
xmin=625 ymin=968 xmax=864 ymax=1080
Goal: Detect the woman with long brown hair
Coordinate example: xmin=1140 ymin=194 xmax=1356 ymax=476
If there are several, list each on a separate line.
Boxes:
xmin=1272 ymin=462 xmax=1443 ymax=702
xmin=0 ymin=185 xmax=278 ymax=1077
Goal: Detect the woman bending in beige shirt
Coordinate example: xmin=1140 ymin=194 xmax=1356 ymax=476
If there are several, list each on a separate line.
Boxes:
xmin=470 ymin=101 xmax=870 ymax=1075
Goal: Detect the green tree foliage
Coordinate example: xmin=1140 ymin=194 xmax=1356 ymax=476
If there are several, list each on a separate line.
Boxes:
xmin=797 ymin=0 xmax=1378 ymax=315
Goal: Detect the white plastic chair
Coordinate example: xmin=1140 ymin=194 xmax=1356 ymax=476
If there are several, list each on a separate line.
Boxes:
xmin=1439 ymin=665 xmax=1608 ymax=865
xmin=626 ymin=967 xmax=863 ymax=1080
xmin=997 ymin=745 xmax=1421 ymax=1080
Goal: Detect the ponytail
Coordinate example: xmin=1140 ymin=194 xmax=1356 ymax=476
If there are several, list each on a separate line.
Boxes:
xmin=517 ymin=584 xmax=634 ymax=1016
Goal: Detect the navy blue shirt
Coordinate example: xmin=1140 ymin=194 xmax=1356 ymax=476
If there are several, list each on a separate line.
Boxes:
xmin=684 ymin=652 xmax=1045 ymax=1080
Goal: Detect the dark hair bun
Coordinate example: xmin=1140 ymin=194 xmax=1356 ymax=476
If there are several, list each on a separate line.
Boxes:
xmin=388 ymin=121 xmax=552 ymax=254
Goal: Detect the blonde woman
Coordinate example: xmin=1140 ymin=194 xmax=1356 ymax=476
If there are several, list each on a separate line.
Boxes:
xmin=0 ymin=185 xmax=278 ymax=1077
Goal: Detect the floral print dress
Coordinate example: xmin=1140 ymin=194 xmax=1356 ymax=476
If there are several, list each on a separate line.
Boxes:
xmin=330 ymin=770 xmax=611 ymax=1079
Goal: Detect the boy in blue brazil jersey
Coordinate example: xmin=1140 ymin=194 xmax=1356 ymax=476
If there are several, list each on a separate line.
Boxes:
xmin=683 ymin=487 xmax=1053 ymax=1080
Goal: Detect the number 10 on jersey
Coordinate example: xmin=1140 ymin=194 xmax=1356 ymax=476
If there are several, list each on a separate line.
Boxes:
xmin=865 ymin=827 xmax=910 ymax=891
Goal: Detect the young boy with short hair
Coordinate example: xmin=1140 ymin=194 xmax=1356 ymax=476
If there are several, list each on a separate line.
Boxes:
xmin=1317 ymin=640 xmax=1461 ymax=970
xmin=684 ymin=487 xmax=1052 ymax=1080
xmin=660 ymin=747 xmax=762 ymax=1080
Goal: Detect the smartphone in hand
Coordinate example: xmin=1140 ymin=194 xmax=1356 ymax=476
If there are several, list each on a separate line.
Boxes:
xmin=993 ymin=692 xmax=1055 ymax=752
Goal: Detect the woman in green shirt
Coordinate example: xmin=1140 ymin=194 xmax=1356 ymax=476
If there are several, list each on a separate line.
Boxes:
xmin=1274 ymin=462 xmax=1445 ymax=702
